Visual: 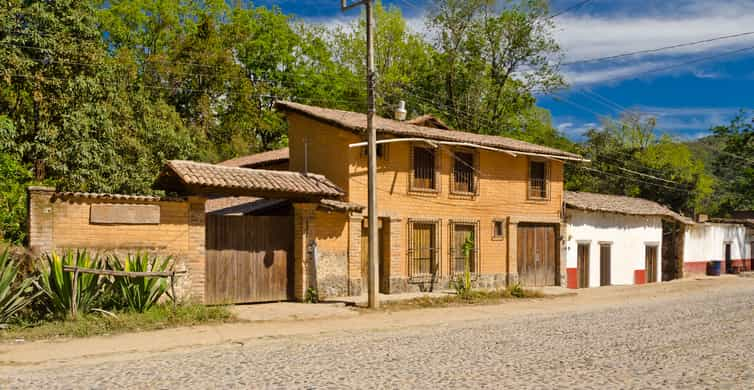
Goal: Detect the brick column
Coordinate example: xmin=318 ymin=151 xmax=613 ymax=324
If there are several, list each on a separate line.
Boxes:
xmin=293 ymin=203 xmax=317 ymax=301
xmin=507 ymin=219 xmax=518 ymax=286
xmin=388 ymin=217 xmax=402 ymax=293
xmin=558 ymin=222 xmax=567 ymax=287
xmin=186 ymin=196 xmax=207 ymax=302
xmin=347 ymin=212 xmax=363 ymax=296
xmin=27 ymin=186 xmax=55 ymax=256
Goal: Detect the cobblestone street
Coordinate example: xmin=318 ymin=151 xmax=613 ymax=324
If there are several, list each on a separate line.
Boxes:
xmin=4 ymin=279 xmax=754 ymax=389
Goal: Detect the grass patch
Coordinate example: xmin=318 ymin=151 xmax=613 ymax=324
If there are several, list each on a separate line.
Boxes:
xmin=1 ymin=303 xmax=236 ymax=342
xmin=378 ymin=286 xmax=545 ymax=311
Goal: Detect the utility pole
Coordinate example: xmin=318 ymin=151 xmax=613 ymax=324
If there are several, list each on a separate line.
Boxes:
xmin=341 ymin=0 xmax=378 ymax=308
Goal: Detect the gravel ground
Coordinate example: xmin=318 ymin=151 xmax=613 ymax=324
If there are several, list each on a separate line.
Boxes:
xmin=4 ymin=282 xmax=754 ymax=389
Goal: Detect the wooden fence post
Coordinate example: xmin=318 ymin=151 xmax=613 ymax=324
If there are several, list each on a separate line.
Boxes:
xmin=170 ymin=271 xmax=177 ymax=310
xmin=71 ymin=266 xmax=79 ymax=320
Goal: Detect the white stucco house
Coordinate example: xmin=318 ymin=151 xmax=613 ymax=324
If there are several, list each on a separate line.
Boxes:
xmin=564 ymin=191 xmax=693 ymax=289
xmin=682 ymin=218 xmax=753 ymax=276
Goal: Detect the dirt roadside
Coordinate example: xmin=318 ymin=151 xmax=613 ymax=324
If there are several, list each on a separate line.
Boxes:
xmin=0 ymin=276 xmax=750 ymax=372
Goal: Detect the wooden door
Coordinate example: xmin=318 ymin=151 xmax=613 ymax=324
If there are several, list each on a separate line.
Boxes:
xmin=577 ymin=243 xmax=590 ymax=288
xmin=205 ymin=215 xmax=293 ymax=304
xmin=517 ymin=224 xmax=557 ymax=286
xmin=645 ymin=246 xmax=658 ymax=283
xmin=600 ymin=244 xmax=611 ymax=286
xmin=361 ymin=220 xmax=389 ymax=294
xmin=452 ymin=224 xmax=476 ymax=274
xmin=724 ymin=243 xmax=732 ymax=274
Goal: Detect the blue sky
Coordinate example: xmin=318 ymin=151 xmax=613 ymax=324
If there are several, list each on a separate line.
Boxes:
xmin=256 ymin=0 xmax=754 ymax=141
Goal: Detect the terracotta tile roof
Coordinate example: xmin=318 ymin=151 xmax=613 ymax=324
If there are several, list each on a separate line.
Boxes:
xmin=319 ymin=199 xmax=365 ymax=212
xmin=565 ymin=191 xmax=694 ymax=224
xmin=275 ymin=101 xmax=584 ymax=160
xmin=52 ymin=192 xmax=184 ymax=203
xmin=162 ymin=160 xmax=344 ymax=198
xmin=406 ymin=114 xmax=450 ymax=129
xmin=218 ymin=148 xmax=289 ymax=168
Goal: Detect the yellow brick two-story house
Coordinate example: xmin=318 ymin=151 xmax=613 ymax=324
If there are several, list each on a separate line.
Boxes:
xmin=268 ymin=101 xmax=585 ymax=298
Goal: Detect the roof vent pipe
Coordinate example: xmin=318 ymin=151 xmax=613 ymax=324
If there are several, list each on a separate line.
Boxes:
xmin=395 ymin=100 xmax=407 ymax=121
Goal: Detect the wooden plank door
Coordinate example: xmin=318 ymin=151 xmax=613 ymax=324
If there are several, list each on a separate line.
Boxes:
xmin=205 ymin=215 xmax=293 ymax=304
xmin=517 ymin=224 xmax=558 ymax=287
xmin=600 ymin=244 xmax=611 ymax=286
xmin=577 ymin=243 xmax=590 ymax=288
xmin=362 ymin=220 xmax=390 ymax=294
xmin=724 ymin=243 xmax=732 ymax=274
xmin=645 ymin=246 xmax=658 ymax=283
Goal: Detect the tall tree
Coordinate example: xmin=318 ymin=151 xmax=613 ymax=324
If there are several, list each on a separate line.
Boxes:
xmin=567 ymin=113 xmax=713 ymax=214
xmin=708 ymin=111 xmax=754 ymax=215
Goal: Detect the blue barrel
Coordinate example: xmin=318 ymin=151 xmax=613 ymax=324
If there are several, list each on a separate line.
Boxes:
xmin=707 ymin=261 xmax=722 ymax=276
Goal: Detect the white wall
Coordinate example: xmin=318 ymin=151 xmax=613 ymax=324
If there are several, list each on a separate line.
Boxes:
xmin=683 ymin=223 xmax=747 ymax=263
xmin=566 ymin=209 xmax=662 ymax=287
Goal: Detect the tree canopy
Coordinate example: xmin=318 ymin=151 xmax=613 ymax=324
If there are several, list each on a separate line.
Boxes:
xmin=0 ymin=0 xmax=745 ymax=244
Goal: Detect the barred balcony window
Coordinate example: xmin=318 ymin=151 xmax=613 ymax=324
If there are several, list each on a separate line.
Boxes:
xmin=412 ymin=146 xmax=437 ymax=191
xmin=452 ymin=151 xmax=475 ymax=194
xmin=528 ymin=160 xmax=549 ymax=199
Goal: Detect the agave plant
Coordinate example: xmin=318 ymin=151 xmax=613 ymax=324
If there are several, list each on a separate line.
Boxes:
xmin=0 ymin=249 xmax=40 ymax=324
xmin=37 ymin=250 xmax=103 ymax=318
xmin=110 ymin=253 xmax=172 ymax=313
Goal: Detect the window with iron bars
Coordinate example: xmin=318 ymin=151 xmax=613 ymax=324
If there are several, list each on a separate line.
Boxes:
xmin=528 ymin=160 xmax=549 ymax=199
xmin=452 ymin=150 xmax=476 ymax=194
xmin=412 ymin=146 xmax=437 ymax=191
xmin=408 ymin=220 xmax=439 ymax=281
xmin=449 ymin=221 xmax=479 ymax=278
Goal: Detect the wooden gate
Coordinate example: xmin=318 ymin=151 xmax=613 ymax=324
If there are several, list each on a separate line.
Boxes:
xmin=517 ymin=224 xmax=558 ymax=286
xmin=205 ymin=215 xmax=293 ymax=304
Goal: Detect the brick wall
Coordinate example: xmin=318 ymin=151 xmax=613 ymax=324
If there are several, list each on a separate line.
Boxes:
xmin=27 ymin=187 xmax=207 ymax=302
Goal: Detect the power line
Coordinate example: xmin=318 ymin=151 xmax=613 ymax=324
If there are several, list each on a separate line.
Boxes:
xmin=550 ymin=0 xmax=592 ymax=19
xmin=562 ymin=30 xmax=754 ymax=66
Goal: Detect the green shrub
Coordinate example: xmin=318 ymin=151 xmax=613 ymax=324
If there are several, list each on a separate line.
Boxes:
xmin=0 ymin=249 xmax=40 ymax=324
xmin=305 ymin=287 xmax=319 ymax=303
xmin=109 ymin=253 xmax=172 ymax=312
xmin=506 ymin=283 xmax=525 ymax=298
xmin=36 ymin=250 xmax=104 ymax=318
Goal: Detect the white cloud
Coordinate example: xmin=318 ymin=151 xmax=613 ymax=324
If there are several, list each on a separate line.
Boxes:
xmin=555 ymin=4 xmax=754 ymax=63
xmin=562 ymin=61 xmax=673 ymax=86
xmin=553 ymin=1 xmax=754 ymax=85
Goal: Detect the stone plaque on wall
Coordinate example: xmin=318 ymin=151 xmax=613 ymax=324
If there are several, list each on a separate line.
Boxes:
xmin=90 ymin=204 xmax=160 ymax=225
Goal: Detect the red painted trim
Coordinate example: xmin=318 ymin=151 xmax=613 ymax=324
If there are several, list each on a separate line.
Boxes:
xmin=566 ymin=268 xmax=578 ymax=289
xmin=683 ymin=261 xmax=708 ymax=275
xmin=634 ymin=270 xmax=646 ymax=285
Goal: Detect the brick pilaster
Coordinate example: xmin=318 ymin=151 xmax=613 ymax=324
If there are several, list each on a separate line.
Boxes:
xmin=294 ymin=203 xmax=317 ymax=301
xmin=507 ymin=219 xmax=518 ymax=286
xmin=186 ymin=196 xmax=207 ymax=302
xmin=26 ymin=186 xmax=55 ymax=256
xmin=348 ymin=213 xmax=363 ymax=295
xmin=389 ymin=217 xmax=402 ymax=278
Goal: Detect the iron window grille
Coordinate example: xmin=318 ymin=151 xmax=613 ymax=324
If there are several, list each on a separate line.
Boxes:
xmin=451 ymin=150 xmax=477 ymax=195
xmin=528 ymin=160 xmax=550 ymax=200
xmin=407 ymin=219 xmax=440 ymax=282
xmin=410 ymin=146 xmax=439 ymax=192
xmin=449 ymin=221 xmax=479 ymax=279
